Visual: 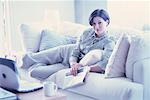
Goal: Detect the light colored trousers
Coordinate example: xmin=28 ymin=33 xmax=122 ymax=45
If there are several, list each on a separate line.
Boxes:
xmin=22 ymin=44 xmax=76 ymax=80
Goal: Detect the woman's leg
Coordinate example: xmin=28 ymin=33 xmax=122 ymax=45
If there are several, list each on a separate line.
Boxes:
xmin=22 ymin=44 xmax=76 ymax=69
xmin=59 ymin=44 xmax=77 ymax=66
xmin=22 ymin=46 xmax=64 ymax=69
xmin=29 ymin=63 xmax=68 ymax=81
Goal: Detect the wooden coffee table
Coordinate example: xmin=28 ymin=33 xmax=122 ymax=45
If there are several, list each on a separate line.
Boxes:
xmin=17 ymin=89 xmax=67 ymax=100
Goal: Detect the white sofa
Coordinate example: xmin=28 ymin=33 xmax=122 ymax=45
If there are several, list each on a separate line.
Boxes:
xmin=19 ymin=21 xmax=150 ymax=100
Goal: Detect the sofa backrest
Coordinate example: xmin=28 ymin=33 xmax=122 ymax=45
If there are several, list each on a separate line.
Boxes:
xmin=132 ymin=33 xmax=150 ymax=84
xmin=59 ymin=21 xmax=88 ymax=38
xmin=20 ymin=22 xmax=44 ymax=53
xmin=125 ymin=32 xmax=150 ymax=84
xmin=20 ymin=21 xmax=88 ymax=53
xmin=107 ymin=25 xmax=142 ymax=40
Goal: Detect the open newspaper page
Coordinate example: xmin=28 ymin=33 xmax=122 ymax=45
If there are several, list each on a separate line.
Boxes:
xmin=62 ymin=66 xmax=90 ymax=89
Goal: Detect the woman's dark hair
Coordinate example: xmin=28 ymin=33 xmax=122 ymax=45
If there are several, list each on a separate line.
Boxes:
xmin=89 ymin=9 xmax=110 ymax=26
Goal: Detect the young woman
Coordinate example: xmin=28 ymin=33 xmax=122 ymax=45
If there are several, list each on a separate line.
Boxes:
xmin=21 ymin=9 xmax=115 ymax=79
xmin=70 ymin=9 xmax=115 ymax=75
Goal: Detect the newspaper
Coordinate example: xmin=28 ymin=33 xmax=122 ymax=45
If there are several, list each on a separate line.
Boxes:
xmin=61 ymin=67 xmax=90 ymax=89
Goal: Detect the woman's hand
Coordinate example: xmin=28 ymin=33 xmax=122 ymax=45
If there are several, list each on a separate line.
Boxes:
xmin=70 ymin=63 xmax=82 ymax=76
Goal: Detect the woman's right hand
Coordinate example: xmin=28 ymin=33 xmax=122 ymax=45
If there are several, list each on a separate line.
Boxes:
xmin=70 ymin=63 xmax=82 ymax=76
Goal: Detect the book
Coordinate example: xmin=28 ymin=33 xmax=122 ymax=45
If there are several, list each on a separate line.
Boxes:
xmin=0 ymin=87 xmax=17 ymax=100
xmin=61 ymin=66 xmax=90 ymax=89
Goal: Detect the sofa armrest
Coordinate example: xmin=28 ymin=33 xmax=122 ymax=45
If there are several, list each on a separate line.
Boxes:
xmin=133 ymin=58 xmax=150 ymax=100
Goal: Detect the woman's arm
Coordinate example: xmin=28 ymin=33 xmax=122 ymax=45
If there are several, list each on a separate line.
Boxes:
xmin=69 ymin=33 xmax=83 ymax=66
xmin=69 ymin=34 xmax=83 ymax=76
xmin=69 ymin=41 xmax=81 ymax=66
xmin=89 ymin=41 xmax=115 ymax=73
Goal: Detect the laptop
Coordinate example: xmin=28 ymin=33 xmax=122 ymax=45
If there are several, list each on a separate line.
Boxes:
xmin=0 ymin=58 xmax=43 ymax=93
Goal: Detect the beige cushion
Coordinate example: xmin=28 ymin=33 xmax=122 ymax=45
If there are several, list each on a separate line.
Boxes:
xmin=79 ymin=49 xmax=102 ymax=66
xmin=126 ymin=33 xmax=150 ymax=81
xmin=126 ymin=35 xmax=142 ymax=80
xmin=105 ymin=34 xmax=130 ymax=78
xmin=20 ymin=23 xmax=43 ymax=52
xmin=59 ymin=21 xmax=88 ymax=38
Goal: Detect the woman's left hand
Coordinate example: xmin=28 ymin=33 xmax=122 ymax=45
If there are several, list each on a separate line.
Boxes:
xmin=70 ymin=63 xmax=82 ymax=76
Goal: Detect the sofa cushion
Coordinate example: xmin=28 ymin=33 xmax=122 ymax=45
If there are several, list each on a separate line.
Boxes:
xmin=126 ymin=33 xmax=150 ymax=82
xmin=125 ymin=35 xmax=142 ymax=80
xmin=108 ymin=25 xmax=141 ymax=40
xmin=105 ymin=34 xmax=130 ymax=78
xmin=59 ymin=21 xmax=88 ymax=38
xmin=133 ymin=60 xmax=144 ymax=84
xmin=67 ymin=73 xmax=143 ymax=100
xmin=20 ymin=23 xmax=42 ymax=52
xmin=79 ymin=49 xmax=102 ymax=66
xmin=39 ymin=29 xmax=76 ymax=51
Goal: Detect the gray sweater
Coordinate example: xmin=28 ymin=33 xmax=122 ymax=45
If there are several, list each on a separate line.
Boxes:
xmin=69 ymin=28 xmax=115 ymax=70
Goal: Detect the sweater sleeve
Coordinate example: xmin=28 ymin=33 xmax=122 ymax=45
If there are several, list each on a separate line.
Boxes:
xmin=93 ymin=40 xmax=115 ymax=70
xmin=69 ymin=34 xmax=83 ymax=66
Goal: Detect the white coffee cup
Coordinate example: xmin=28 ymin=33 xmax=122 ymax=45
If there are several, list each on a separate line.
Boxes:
xmin=43 ymin=81 xmax=58 ymax=97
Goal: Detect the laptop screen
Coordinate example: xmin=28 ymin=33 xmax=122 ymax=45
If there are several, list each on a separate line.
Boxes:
xmin=0 ymin=58 xmax=19 ymax=90
xmin=0 ymin=58 xmax=18 ymax=73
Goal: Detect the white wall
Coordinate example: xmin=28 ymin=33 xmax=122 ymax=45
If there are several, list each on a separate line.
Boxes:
xmin=2 ymin=0 xmax=149 ymax=52
xmin=108 ymin=1 xmax=150 ymax=30
xmin=75 ymin=0 xmax=107 ymax=25
xmin=10 ymin=0 xmax=75 ymax=52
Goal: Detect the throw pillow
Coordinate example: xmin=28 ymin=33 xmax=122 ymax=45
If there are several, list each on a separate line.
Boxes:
xmin=20 ymin=24 xmax=42 ymax=52
xmin=125 ymin=36 xmax=142 ymax=80
xmin=126 ymin=33 xmax=150 ymax=80
xmin=39 ymin=29 xmax=68 ymax=51
xmin=79 ymin=49 xmax=102 ymax=66
xmin=105 ymin=33 xmax=130 ymax=78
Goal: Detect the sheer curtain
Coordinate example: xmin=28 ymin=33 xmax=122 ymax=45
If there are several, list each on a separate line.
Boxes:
xmin=0 ymin=1 xmax=6 ymax=57
xmin=0 ymin=1 xmax=12 ymax=57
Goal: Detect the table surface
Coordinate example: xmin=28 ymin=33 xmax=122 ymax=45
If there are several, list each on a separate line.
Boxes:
xmin=17 ymin=89 xmax=66 ymax=100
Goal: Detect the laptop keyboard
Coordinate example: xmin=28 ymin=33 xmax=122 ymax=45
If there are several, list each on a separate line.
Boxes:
xmin=18 ymin=80 xmax=43 ymax=92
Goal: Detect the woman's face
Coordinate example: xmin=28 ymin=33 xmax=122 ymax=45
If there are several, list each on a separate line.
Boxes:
xmin=92 ymin=16 xmax=108 ymax=36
